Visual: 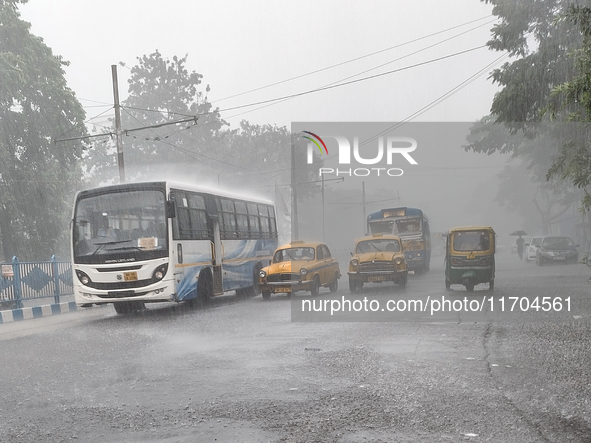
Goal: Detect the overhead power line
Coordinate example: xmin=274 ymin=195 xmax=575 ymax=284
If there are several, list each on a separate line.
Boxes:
xmin=215 ymin=15 xmax=495 ymax=103
xmin=53 ymin=115 xmax=198 ymax=143
xmin=218 ymin=45 xmax=488 ymax=113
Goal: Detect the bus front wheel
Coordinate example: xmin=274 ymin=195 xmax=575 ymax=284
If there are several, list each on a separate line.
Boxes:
xmin=113 ymin=301 xmax=144 ymax=315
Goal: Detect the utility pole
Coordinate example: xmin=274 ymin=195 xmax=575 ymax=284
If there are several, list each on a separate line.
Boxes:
xmin=321 ymin=174 xmax=325 ymax=242
xmin=112 ymin=64 xmax=125 ymax=183
xmin=362 ymin=181 xmax=366 ymax=235
xmin=291 ymin=142 xmax=299 ymax=241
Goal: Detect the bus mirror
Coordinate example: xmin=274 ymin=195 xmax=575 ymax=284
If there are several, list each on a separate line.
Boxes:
xmin=166 ymin=200 xmax=176 ymax=218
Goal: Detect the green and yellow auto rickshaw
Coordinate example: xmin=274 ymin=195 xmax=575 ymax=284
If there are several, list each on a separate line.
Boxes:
xmin=445 ymin=226 xmax=495 ymax=292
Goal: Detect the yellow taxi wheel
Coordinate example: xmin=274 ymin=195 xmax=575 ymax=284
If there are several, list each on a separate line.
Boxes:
xmin=262 ymin=290 xmax=271 ymax=300
xmin=311 ymin=276 xmax=320 ymax=296
xmin=398 ymin=273 xmax=407 ymax=288
xmin=329 ymin=272 xmax=339 ymax=292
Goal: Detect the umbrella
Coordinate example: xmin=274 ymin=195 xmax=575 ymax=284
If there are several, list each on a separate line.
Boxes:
xmin=510 ymin=230 xmax=528 ymax=236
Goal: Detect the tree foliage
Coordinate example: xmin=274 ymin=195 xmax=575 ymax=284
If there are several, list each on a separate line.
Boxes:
xmin=545 ymin=5 xmax=591 ymax=210
xmin=464 ymin=0 xmax=591 ymax=236
xmin=219 ymin=121 xmax=319 ymax=198
xmin=0 ymin=0 xmax=87 ymax=260
xmin=483 ymin=0 xmax=582 ymax=128
xmin=466 ymin=118 xmax=579 ymax=233
xmin=86 ymin=51 xmax=319 ymax=206
xmin=85 ymin=50 xmax=226 ymax=183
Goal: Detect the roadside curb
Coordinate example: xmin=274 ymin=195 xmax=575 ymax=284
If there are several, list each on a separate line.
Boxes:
xmin=0 ymin=301 xmax=79 ymax=324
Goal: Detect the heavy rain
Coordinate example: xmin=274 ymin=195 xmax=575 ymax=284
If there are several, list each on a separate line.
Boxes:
xmin=2 ymin=1 xmax=591 ymax=442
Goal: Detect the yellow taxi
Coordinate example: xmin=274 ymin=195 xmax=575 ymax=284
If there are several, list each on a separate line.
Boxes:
xmin=348 ymin=234 xmax=408 ymax=291
xmin=258 ymin=241 xmax=341 ymax=299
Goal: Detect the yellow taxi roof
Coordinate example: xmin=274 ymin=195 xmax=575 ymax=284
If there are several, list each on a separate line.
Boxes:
xmin=355 ymin=233 xmax=402 ymax=243
xmin=277 ymin=240 xmax=325 ymax=250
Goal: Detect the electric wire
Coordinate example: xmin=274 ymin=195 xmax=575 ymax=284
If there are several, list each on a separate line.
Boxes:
xmin=120 ymin=107 xmax=254 ymax=172
xmin=214 ymin=15 xmax=495 ymax=103
xmin=217 ymin=45 xmax=488 ymax=113
xmin=120 ymin=17 xmax=496 ymax=122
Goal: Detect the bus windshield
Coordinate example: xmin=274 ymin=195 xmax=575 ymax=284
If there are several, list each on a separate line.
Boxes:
xmin=394 ymin=218 xmax=422 ymax=236
xmin=73 ymin=189 xmax=168 ymax=264
xmin=368 ymin=217 xmax=422 ymax=236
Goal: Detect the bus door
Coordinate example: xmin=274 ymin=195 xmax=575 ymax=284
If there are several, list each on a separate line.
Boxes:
xmin=206 ymin=197 xmax=224 ymax=295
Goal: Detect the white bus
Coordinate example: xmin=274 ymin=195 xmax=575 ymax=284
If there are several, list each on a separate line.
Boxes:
xmin=71 ymin=181 xmax=278 ymax=314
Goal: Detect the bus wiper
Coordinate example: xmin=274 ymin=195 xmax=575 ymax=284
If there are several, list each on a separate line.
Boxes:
xmin=92 ymin=240 xmax=133 ymax=255
xmin=109 ymin=246 xmax=145 ymax=252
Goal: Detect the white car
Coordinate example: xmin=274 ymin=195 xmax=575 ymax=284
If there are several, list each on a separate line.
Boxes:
xmin=525 ymin=237 xmax=542 ymax=262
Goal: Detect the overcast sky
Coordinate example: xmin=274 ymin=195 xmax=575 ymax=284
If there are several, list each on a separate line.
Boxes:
xmin=20 ymin=0 xmax=502 ymax=129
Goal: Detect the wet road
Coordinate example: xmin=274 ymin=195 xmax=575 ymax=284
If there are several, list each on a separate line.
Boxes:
xmin=1 ymin=253 xmax=590 ymax=442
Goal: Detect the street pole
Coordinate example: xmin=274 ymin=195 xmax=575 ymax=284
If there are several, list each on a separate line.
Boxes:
xmin=111 ymin=65 xmax=125 ymax=183
xmin=362 ymin=181 xmax=366 ymax=235
xmin=291 ymin=141 xmax=299 ymax=241
xmin=322 ymin=174 xmax=325 ymax=242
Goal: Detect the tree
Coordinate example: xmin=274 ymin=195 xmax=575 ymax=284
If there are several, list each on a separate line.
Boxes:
xmin=219 ymin=121 xmax=318 ymax=195
xmin=85 ymin=51 xmax=225 ymax=184
xmin=0 ymin=0 xmax=87 ymax=260
xmin=465 ymin=118 xmax=579 ymax=234
xmin=482 ymin=0 xmax=582 ymax=129
xmin=546 ymin=5 xmax=591 ymax=210
xmin=470 ymin=1 xmax=591 ymax=211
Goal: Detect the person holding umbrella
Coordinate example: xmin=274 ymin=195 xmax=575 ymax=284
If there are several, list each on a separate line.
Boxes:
xmin=511 ymin=230 xmax=528 ymax=260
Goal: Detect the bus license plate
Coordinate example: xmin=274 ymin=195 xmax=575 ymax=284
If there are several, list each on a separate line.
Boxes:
xmin=368 ymin=276 xmax=386 ymax=282
xmin=123 ymin=272 xmax=138 ymax=281
xmin=276 ymin=287 xmax=291 ymax=293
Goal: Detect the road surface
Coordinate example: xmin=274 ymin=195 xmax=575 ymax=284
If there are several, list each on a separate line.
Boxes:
xmin=0 ymin=254 xmax=589 ymax=442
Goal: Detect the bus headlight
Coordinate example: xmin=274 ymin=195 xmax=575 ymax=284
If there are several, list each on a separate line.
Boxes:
xmin=76 ymin=270 xmax=91 ymax=286
xmin=152 ymin=264 xmax=169 ymax=281
xmin=259 ymin=269 xmax=267 ymax=278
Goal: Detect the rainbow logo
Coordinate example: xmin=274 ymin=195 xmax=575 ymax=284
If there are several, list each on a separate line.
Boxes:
xmin=302 ymin=131 xmax=328 ymax=155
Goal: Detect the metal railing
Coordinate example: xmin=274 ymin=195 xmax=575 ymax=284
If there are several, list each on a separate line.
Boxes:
xmin=0 ymin=256 xmax=73 ymax=309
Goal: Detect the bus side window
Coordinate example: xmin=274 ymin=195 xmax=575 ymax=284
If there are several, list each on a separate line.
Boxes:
xmin=247 ymin=203 xmax=260 ymax=239
xmin=235 ymin=200 xmax=249 ymax=238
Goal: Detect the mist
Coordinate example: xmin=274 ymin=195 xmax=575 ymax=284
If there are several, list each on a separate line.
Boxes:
xmin=291 ymin=122 xmax=523 ymax=261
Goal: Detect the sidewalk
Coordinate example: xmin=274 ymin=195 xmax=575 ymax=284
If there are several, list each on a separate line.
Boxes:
xmin=0 ymin=294 xmax=91 ymax=324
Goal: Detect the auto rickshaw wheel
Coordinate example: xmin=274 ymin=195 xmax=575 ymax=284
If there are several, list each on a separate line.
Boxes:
xmin=489 ymin=279 xmax=494 ymax=291
xmin=445 ymin=278 xmax=451 ymax=290
xmin=465 ymin=282 xmax=475 ymax=292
